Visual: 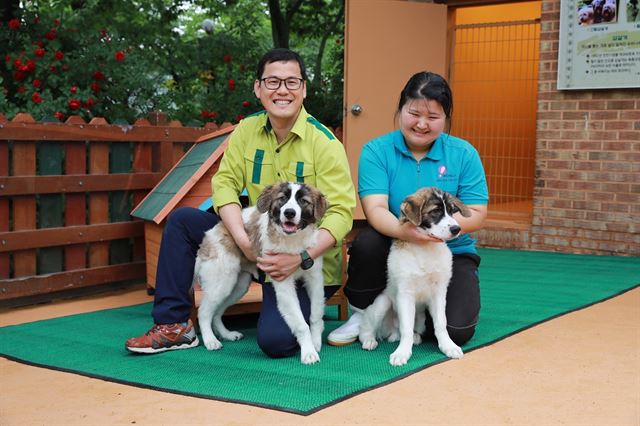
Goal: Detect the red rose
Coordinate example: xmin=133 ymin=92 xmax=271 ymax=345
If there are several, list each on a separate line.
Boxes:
xmin=84 ymin=98 xmax=96 ymax=108
xmin=90 ymin=82 xmax=101 ymax=93
xmin=54 ymin=111 xmax=64 ymax=121
xmin=26 ymin=60 xmax=36 ymax=71
xmin=54 ymin=19 xmax=61 ymax=27
xmin=45 ymin=30 xmax=57 ymax=40
xmin=49 ymin=65 xmax=57 ymax=73
xmin=17 ymin=85 xmax=25 ymax=93
xmin=8 ymin=19 xmax=20 ymax=30
xmin=70 ymin=86 xmax=78 ymax=93
xmin=235 ymin=114 xmax=245 ymax=122
xmin=4 ymin=55 xmax=10 ymax=62
xmin=13 ymin=71 xmax=26 ymax=81
xmin=13 ymin=59 xmax=22 ymax=67
xmin=227 ymin=79 xmax=235 ymax=91
xmin=33 ymin=79 xmax=41 ymax=88
xmin=68 ymin=99 xmax=81 ymax=110
xmin=223 ymin=54 xmax=232 ymax=63
xmin=54 ymin=51 xmax=64 ymax=60
xmin=200 ymin=110 xmax=210 ymax=119
xmin=32 ymin=92 xmax=43 ymax=104
xmin=242 ymin=100 xmax=251 ymax=107
xmin=208 ymin=111 xmax=218 ymax=119
xmin=34 ymin=41 xmax=44 ymax=48
xmin=115 ymin=51 xmax=125 ymax=61
xmin=92 ymin=71 xmax=105 ymax=81
xmin=35 ymin=48 xmax=45 ymax=57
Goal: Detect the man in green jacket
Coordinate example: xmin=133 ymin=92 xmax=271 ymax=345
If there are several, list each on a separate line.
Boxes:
xmin=126 ymin=48 xmax=355 ymax=358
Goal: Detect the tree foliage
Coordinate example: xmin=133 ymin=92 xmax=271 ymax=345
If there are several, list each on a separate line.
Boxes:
xmin=0 ymin=0 xmax=344 ymax=126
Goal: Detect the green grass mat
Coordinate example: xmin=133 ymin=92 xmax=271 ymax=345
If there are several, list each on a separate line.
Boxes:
xmin=1 ymin=248 xmax=638 ymax=415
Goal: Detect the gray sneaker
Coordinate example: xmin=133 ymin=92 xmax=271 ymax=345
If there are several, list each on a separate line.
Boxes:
xmin=327 ymin=311 xmax=362 ymax=346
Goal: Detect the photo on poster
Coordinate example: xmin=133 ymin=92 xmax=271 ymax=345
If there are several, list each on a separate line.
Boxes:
xmin=558 ymin=0 xmax=640 ymax=89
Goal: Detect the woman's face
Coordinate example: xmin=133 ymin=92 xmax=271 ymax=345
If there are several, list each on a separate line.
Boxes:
xmin=398 ymin=98 xmax=447 ymax=156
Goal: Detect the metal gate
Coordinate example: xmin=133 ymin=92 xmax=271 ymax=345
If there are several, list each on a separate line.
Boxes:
xmin=449 ymin=19 xmax=540 ymax=220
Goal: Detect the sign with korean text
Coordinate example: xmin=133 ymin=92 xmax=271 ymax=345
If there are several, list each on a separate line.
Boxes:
xmin=558 ymin=0 xmax=640 ymax=89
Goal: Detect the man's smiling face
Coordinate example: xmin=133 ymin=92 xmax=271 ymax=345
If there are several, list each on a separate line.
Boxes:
xmin=254 ymin=60 xmax=306 ymax=124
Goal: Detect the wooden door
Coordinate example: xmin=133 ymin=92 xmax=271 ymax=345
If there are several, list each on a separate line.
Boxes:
xmin=344 ymin=0 xmax=448 ymax=219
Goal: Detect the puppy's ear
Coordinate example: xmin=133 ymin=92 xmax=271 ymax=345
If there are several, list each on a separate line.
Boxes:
xmin=313 ymin=190 xmax=329 ymax=222
xmin=446 ymin=193 xmax=472 ymax=218
xmin=256 ymin=184 xmax=276 ymax=213
xmin=400 ymin=193 xmax=424 ymax=226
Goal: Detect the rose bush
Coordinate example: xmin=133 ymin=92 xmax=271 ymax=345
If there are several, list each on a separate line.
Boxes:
xmin=0 ymin=8 xmax=264 ymax=125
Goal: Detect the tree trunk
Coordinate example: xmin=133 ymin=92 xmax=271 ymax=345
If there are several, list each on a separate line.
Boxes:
xmin=313 ymin=2 xmax=344 ymax=85
xmin=267 ymin=0 xmax=289 ymax=48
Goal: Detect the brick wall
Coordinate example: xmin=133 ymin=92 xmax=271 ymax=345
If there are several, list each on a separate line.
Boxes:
xmin=533 ymin=0 xmax=640 ymax=256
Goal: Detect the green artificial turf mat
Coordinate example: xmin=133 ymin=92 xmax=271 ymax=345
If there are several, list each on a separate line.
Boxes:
xmin=1 ymin=248 xmax=638 ymax=414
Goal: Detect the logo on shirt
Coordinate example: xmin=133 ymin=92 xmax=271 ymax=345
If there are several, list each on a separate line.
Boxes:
xmin=438 ymin=165 xmax=447 ymax=178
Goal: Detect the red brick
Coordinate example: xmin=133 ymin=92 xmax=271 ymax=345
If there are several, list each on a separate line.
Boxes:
xmin=601 ymin=141 xmax=632 ymax=150
xmin=574 ymin=161 xmax=601 ymax=171
xmin=577 ymin=100 xmax=606 ymax=109
xmin=604 ymin=121 xmax=633 ymax=130
xmin=588 ymin=151 xmax=617 ymax=160
xmin=606 ymin=100 xmax=635 ymax=109
xmin=588 ymin=192 xmax=615 ymax=201
xmin=619 ymin=131 xmax=640 ymax=141
xmin=572 ymin=181 xmax=602 ymax=191
xmin=590 ymin=111 xmax=619 ymax=120
xmin=615 ymin=193 xmax=640 ymax=203
xmin=620 ymin=110 xmax=640 ymax=120
xmin=602 ymin=162 xmax=632 ymax=172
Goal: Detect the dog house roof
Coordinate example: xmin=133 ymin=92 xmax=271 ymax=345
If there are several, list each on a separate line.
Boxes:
xmin=131 ymin=125 xmax=235 ymax=224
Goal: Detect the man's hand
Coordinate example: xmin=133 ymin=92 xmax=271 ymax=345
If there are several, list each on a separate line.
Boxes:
xmin=257 ymin=250 xmax=301 ymax=282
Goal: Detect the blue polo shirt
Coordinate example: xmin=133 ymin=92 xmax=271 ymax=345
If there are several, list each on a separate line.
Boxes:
xmin=358 ymin=130 xmax=489 ymax=254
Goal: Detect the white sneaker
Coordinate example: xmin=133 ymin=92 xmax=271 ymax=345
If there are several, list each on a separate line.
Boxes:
xmin=327 ymin=306 xmax=363 ymax=346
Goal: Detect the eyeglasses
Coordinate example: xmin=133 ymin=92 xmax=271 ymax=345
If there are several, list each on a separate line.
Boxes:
xmin=260 ymin=77 xmax=304 ymax=91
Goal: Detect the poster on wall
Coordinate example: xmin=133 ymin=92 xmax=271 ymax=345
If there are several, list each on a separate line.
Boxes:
xmin=557 ymin=0 xmax=640 ymax=89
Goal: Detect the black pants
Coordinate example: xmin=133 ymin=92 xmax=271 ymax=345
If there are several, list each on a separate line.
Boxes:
xmin=344 ymin=225 xmax=481 ymax=346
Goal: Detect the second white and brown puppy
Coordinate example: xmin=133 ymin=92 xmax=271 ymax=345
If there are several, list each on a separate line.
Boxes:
xmin=194 ymin=182 xmax=328 ymax=364
xmin=359 ymin=187 xmax=471 ymax=366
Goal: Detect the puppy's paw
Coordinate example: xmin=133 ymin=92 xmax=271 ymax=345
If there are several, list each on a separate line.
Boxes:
xmin=440 ymin=342 xmax=464 ymax=359
xmin=312 ymin=335 xmax=322 ymax=352
xmin=360 ymin=337 xmax=378 ymax=351
xmin=300 ymin=349 xmax=320 ymax=365
xmin=203 ymin=337 xmax=223 ymax=351
xmin=413 ymin=332 xmax=422 ymax=345
xmin=222 ymin=331 xmax=244 ymax=341
xmin=389 ymin=348 xmax=412 ymax=366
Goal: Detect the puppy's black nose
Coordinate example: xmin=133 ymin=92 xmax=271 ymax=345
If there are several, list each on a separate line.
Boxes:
xmin=283 ymin=208 xmax=296 ymax=219
xmin=450 ymin=225 xmax=461 ymax=236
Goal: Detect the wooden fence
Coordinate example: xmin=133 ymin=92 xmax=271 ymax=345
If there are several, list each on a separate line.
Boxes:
xmin=0 ymin=112 xmax=344 ymax=302
xmin=0 ymin=112 xmax=228 ymax=301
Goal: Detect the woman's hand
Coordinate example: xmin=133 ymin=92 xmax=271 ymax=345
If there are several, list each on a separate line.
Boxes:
xmin=257 ymin=251 xmax=301 ymax=282
xmin=397 ymin=221 xmax=445 ymax=244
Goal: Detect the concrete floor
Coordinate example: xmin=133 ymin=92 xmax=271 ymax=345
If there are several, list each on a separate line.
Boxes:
xmin=1 ymin=285 xmax=638 ymax=425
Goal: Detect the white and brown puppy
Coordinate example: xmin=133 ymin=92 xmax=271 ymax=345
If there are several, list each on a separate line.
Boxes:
xmin=194 ymin=182 xmax=328 ymax=364
xmin=359 ymin=187 xmax=471 ymax=366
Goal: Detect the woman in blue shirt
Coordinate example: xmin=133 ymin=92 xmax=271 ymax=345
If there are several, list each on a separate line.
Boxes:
xmin=328 ymin=71 xmax=489 ymax=347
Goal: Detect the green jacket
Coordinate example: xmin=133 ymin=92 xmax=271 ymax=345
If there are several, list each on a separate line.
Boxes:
xmin=212 ymin=106 xmax=356 ymax=285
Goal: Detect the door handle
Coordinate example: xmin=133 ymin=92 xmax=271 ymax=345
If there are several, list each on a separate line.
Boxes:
xmin=351 ymin=104 xmax=363 ymax=116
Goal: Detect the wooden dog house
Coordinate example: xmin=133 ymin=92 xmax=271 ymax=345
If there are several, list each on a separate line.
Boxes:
xmin=131 ymin=125 xmax=348 ymax=319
